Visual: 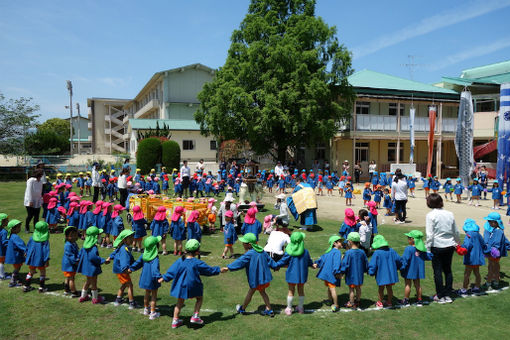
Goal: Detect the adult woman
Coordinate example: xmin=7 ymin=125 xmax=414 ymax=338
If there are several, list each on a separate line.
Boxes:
xmin=425 ymin=193 xmax=460 ymax=303
xmin=117 ymin=167 xmax=129 ymax=207
xmin=369 ymin=160 xmax=377 ymax=182
xmin=91 ymin=162 xmax=101 ymax=203
xmin=180 ymin=160 xmax=191 ymax=198
xmin=391 ymin=168 xmax=408 ymax=223
xmin=24 ymin=169 xmax=43 ymax=233
xmin=354 ymin=161 xmax=362 ymax=184
xmin=342 ymin=160 xmax=350 ymax=176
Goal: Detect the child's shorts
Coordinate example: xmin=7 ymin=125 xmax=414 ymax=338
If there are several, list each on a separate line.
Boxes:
xmin=324 ymin=281 xmax=336 ymax=289
xmin=208 ymin=214 xmax=216 ymax=223
xmin=135 ymin=237 xmax=143 ymax=242
xmin=255 ymin=282 xmax=270 ymax=291
xmin=0 ymin=256 xmax=4 ymax=264
xmin=63 ymin=271 xmax=76 ymax=278
xmin=117 ymin=273 xmax=132 ymax=284
xmin=466 ymin=265 xmax=480 ymax=269
xmin=488 ymin=257 xmax=501 ymax=263
xmin=224 ymin=244 xmax=233 ymax=247
xmin=349 ymin=284 xmax=361 ymax=288
xmin=29 ymin=265 xmax=47 ymax=271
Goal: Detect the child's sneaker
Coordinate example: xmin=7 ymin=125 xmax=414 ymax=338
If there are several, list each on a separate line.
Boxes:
xmin=236 ymin=304 xmax=246 ymax=315
xmin=149 ymin=312 xmax=160 ymax=320
xmin=71 ymin=291 xmax=81 ymax=298
xmin=383 ymin=301 xmax=392 ymax=308
xmin=23 ymin=286 xmax=34 ymax=293
xmin=331 ymin=305 xmax=339 ymax=312
xmin=129 ymin=301 xmax=140 ymax=310
xmin=416 ymin=299 xmax=423 ymax=307
xmin=0 ymin=274 xmax=12 ymax=280
xmin=344 ymin=301 xmax=355 ymax=308
xmin=38 ymin=286 xmax=48 ymax=293
xmin=190 ymin=315 xmax=204 ymax=325
xmin=399 ymin=298 xmax=410 ymax=307
xmin=375 ymin=301 xmax=384 ymax=308
xmin=295 ymin=306 xmax=305 ymax=314
xmin=8 ymin=282 xmax=21 ymax=288
xmin=143 ymin=307 xmax=150 ymax=315
xmin=261 ymin=309 xmax=275 ymax=317
xmin=92 ymin=296 xmax=105 ymax=304
xmin=443 ymin=296 xmax=453 ymax=303
xmin=172 ymin=318 xmax=183 ymax=329
xmin=79 ymin=296 xmax=91 ymax=303
xmin=114 ymin=297 xmax=123 ymax=306
xmin=471 ymin=287 xmax=481 ymax=295
xmin=284 ymin=307 xmax=292 ymax=315
xmin=456 ymin=289 xmax=468 ymax=297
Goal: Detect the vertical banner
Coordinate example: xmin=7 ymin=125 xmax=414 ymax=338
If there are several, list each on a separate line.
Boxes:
xmin=497 ymin=83 xmax=510 ymax=191
xmin=455 ymin=91 xmax=474 ymax=189
xmin=409 ymin=106 xmax=415 ymax=163
xmin=426 ymin=106 xmax=436 ymax=176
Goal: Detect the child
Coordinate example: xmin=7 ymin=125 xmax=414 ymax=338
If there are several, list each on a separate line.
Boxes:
xmin=339 ymin=208 xmax=358 ymax=240
xmin=131 ymin=205 xmax=147 ymax=252
xmin=326 ymin=176 xmax=334 ymax=196
xmin=45 ymin=197 xmax=60 ymax=233
xmin=169 ymin=206 xmax=185 ymax=255
xmin=455 ymin=219 xmax=485 ymax=296
xmin=362 ymin=182 xmax=372 ymax=206
xmin=454 ymin=178 xmax=464 ymax=203
xmin=368 ymin=235 xmax=403 ymax=308
xmin=443 ymin=178 xmax=453 ymax=201
xmin=367 ymin=201 xmax=378 ymax=235
xmin=338 ymin=176 xmax=346 ymax=197
xmin=148 ymin=206 xmax=169 ymax=255
xmin=407 ymin=175 xmax=417 ymax=198
xmin=61 ymin=226 xmax=80 ymax=297
xmin=76 ymin=226 xmax=111 ymax=304
xmin=275 ymin=232 xmax=314 ymax=315
xmin=263 ymin=215 xmax=275 ymax=235
xmin=207 ymin=198 xmax=217 ymax=233
xmin=222 ymin=210 xmax=237 ymax=259
xmin=92 ymin=200 xmax=104 ymax=228
xmin=110 ymin=204 xmax=125 ymax=243
xmin=23 ymin=221 xmax=51 ymax=293
xmin=85 ymin=171 xmax=92 ymax=196
xmin=100 ymin=202 xmax=113 ymax=248
xmin=159 ymin=239 xmax=223 ymax=328
xmin=383 ymin=188 xmax=392 ymax=216
xmin=266 ymin=174 xmax=274 ymax=193
xmin=358 ymin=209 xmax=373 ymax=254
xmin=186 ymin=210 xmax=202 ymax=242
xmin=371 ymin=171 xmax=379 ymax=191
xmin=482 ymin=212 xmax=510 ymax=289
xmin=373 ymin=185 xmax=383 ymax=208
xmin=67 ymin=202 xmax=80 ymax=228
xmin=487 ymin=180 xmax=503 ymax=209
xmin=5 ymin=219 xmax=25 ymax=287
xmin=340 ymin=232 xmax=368 ymax=308
xmin=109 ymin=230 xmax=137 ymax=309
xmin=129 ymin=236 xmax=163 ymax=320
xmin=0 ymin=213 xmax=10 ymax=280
xmin=153 ymin=177 xmax=161 ymax=195
xmin=399 ymin=230 xmax=433 ymax=306
xmin=78 ymin=200 xmax=94 ymax=239
xmin=422 ymin=175 xmax=431 ymax=198
xmin=77 ymin=172 xmax=85 ymax=196
xmin=468 ymin=178 xmax=483 ymax=206
xmin=344 ymin=182 xmax=353 ymax=206
xmin=241 ymin=207 xmax=262 ymax=241
xmin=313 ymin=235 xmax=343 ymax=312
xmin=223 ymin=233 xmax=279 ymax=316
xmin=278 ymin=175 xmax=286 ymax=194
xmin=430 ymin=176 xmax=441 ymax=194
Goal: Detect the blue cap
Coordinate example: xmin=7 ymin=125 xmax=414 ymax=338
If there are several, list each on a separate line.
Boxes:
xmin=463 ymin=218 xmax=480 ymax=232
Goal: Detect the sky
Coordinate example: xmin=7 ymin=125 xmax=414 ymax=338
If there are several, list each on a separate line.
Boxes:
xmin=1 ymin=0 xmax=510 ymax=122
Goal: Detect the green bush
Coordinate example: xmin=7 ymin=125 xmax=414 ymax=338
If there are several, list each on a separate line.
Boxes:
xmin=161 ymin=140 xmax=180 ymax=170
xmin=25 ymin=130 xmax=69 ymax=155
xmin=136 ymin=138 xmax=162 ymax=173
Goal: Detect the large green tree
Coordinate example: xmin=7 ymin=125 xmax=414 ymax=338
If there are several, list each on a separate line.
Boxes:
xmin=38 ymin=118 xmax=71 ymax=137
xmin=25 ymin=129 xmax=69 ymax=155
xmin=0 ymin=92 xmax=40 ymax=155
xmin=195 ymin=0 xmax=354 ymax=161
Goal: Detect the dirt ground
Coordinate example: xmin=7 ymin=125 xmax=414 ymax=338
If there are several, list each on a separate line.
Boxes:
xmin=260 ymin=184 xmax=510 ymax=237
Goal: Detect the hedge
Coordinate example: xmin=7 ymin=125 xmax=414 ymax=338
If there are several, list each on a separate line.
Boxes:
xmin=136 ymin=138 xmax=162 ymax=173
xmin=161 ymin=140 xmax=180 ymax=171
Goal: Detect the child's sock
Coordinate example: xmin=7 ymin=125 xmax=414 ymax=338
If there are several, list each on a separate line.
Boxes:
xmin=0 ymin=263 xmax=5 ymax=277
xmin=286 ymin=296 xmax=293 ymax=308
xmin=298 ymin=296 xmax=305 ymax=309
xmin=24 ymin=273 xmax=33 ymax=286
xmin=39 ymin=276 xmax=45 ymax=287
xmin=81 ymin=289 xmax=87 ymax=298
xmin=91 ymin=290 xmax=99 ymax=299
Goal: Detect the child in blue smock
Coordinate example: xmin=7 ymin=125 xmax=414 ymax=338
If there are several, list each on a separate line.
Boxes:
xmin=186 ymin=210 xmax=202 ymax=243
xmin=367 ymin=201 xmax=379 ymax=234
xmin=368 ymin=235 xmax=403 ymax=308
xmin=278 ymin=175 xmax=285 ymax=194
xmin=109 ymin=230 xmax=137 ymax=309
xmin=78 ymin=201 xmax=94 ymax=239
xmin=344 ymin=182 xmax=353 ymax=206
xmin=487 ymin=180 xmax=503 ymax=209
xmin=454 ymin=178 xmax=464 ymax=203
xmin=131 ymin=205 xmax=147 ymax=252
xmin=92 ymin=200 xmax=104 ymax=229
xmin=45 ymin=197 xmax=60 ymax=232
xmin=468 ymin=179 xmax=483 ymax=206
xmin=153 ymin=177 xmax=161 ymax=195
xmin=339 ymin=208 xmax=358 ymax=240
xmin=399 ymin=230 xmax=433 ymax=306
xmin=422 ymin=175 xmax=431 ymax=197
xmin=241 ymin=207 xmax=262 ymax=241
xmin=483 ymin=212 xmax=510 ymax=289
xmin=225 ymin=233 xmax=279 ymax=317
xmin=430 ymin=176 xmax=441 ymax=193
xmin=62 ymin=226 xmax=80 ymax=297
xmin=160 ymin=239 xmax=222 ymax=328
xmin=443 ymin=178 xmax=453 ymax=201
xmin=338 ymin=177 xmax=346 ymax=196
xmin=456 ymin=219 xmax=486 ymax=296
xmin=340 ymin=232 xmax=368 ymax=309
xmin=407 ymin=175 xmax=417 ymax=197
xmin=373 ymin=186 xmax=383 ymax=208
xmin=222 ymin=211 xmax=237 ymax=259
xmin=23 ymin=221 xmax=50 ymax=293
xmin=67 ymin=202 xmax=80 ymax=228
xmin=326 ymin=176 xmax=334 ymax=196
xmin=314 ymin=235 xmax=343 ymax=312
xmin=129 ymin=236 xmax=163 ymax=320
xmin=101 ymin=203 xmax=113 ymax=248
xmin=383 ymin=189 xmax=392 ymax=216
xmin=266 ymin=175 xmax=274 ymax=193
xmin=0 ymin=213 xmax=9 ymax=280
xmin=275 ymin=232 xmax=314 ymax=315
xmin=77 ymin=172 xmax=85 ymax=196
xmin=169 ymin=206 xmax=185 ymax=255
xmin=5 ymin=220 xmax=25 ymax=287
xmin=110 ymin=204 xmax=125 ymax=242
xmin=362 ymin=183 xmax=372 ymax=206
xmin=77 ymin=226 xmax=111 ymax=304
xmin=371 ymin=171 xmax=379 ymax=190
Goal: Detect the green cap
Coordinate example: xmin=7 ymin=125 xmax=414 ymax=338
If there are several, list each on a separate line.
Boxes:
xmin=6 ymin=219 xmax=21 ymax=238
xmin=0 ymin=213 xmax=8 ymax=224
xmin=326 ymin=235 xmax=343 ymax=253
xmin=285 ymin=232 xmax=305 ymax=257
xmin=347 ymin=232 xmax=360 ymax=242
xmin=371 ymin=235 xmax=389 ymax=250
xmin=63 ymin=225 xmax=77 ymax=235
xmin=113 ymin=230 xmax=135 ymax=248
xmin=238 ymin=233 xmax=263 ymax=252
xmin=83 ymin=226 xmax=103 ymax=249
xmin=185 ymin=239 xmax=200 ymax=252
xmin=404 ymin=230 xmax=426 ymax=252
xmin=33 ymin=221 xmax=49 ymax=242
xmin=143 ymin=236 xmax=162 ymax=262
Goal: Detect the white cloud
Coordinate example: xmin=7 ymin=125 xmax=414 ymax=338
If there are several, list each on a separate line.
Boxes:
xmin=352 ymin=0 xmax=510 ymax=59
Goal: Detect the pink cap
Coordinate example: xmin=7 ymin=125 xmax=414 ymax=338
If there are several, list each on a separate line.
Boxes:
xmin=132 ymin=205 xmax=144 ymax=221
xmin=244 ymin=207 xmax=257 ymax=225
xmin=344 ymin=208 xmax=356 ymax=227
xmin=171 ymin=206 xmax=184 ymax=222
xmin=187 ymin=210 xmax=200 ymax=223
xmin=154 ymin=206 xmax=167 ymax=221
xmin=225 ymin=210 xmax=234 ymax=218
xmin=48 ymin=197 xmax=58 ymax=210
xmin=111 ymin=204 xmax=125 ymax=218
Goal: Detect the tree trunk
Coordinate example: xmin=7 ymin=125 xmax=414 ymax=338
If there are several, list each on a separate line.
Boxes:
xmin=277 ymin=145 xmax=287 ymax=163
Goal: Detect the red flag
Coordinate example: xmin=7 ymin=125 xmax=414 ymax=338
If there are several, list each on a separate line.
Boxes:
xmin=427 ymin=106 xmax=437 ymax=176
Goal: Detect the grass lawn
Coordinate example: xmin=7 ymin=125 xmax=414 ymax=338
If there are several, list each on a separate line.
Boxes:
xmin=1 ymin=181 xmax=509 ymax=339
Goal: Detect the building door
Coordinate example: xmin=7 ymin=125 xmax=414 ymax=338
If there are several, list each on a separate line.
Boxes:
xmin=355 ymin=142 xmax=370 ymax=179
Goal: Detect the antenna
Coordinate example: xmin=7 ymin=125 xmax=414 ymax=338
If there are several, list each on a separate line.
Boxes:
xmin=400 ymin=55 xmax=425 ymax=81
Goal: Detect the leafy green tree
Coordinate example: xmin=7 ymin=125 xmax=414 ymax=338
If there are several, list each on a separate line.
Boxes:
xmin=161 ymin=140 xmax=181 ymax=170
xmin=38 ymin=118 xmax=71 ymax=137
xmin=0 ymin=92 xmax=40 ymax=155
xmin=195 ymin=0 xmax=354 ymax=161
xmin=25 ymin=129 xmax=69 ymax=155
xmin=136 ymin=138 xmax=162 ymax=173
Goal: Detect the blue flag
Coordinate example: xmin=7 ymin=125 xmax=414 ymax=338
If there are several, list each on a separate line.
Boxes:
xmin=497 ymin=83 xmax=510 ymax=191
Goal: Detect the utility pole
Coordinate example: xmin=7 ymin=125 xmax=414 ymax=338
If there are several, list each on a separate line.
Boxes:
xmin=66 ymin=80 xmax=73 ymax=156
xmin=76 ymin=102 xmax=81 ymax=154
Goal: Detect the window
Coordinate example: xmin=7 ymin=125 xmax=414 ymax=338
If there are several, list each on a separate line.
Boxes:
xmin=183 ymin=140 xmax=194 ymax=150
xmin=387 ymin=142 xmax=404 ymax=162
xmin=355 ymin=101 xmax=370 ymax=115
xmin=316 ymin=143 xmax=326 ymax=160
xmin=210 ymin=140 xmax=217 ymax=150
xmin=389 ymin=103 xmax=404 ymax=116
xmin=355 ymin=142 xmax=369 ymax=163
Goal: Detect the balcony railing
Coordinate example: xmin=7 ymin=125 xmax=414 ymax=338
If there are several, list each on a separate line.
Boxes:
xmin=347 ymin=114 xmax=458 ymax=133
xmin=134 ymin=99 xmax=160 ymax=119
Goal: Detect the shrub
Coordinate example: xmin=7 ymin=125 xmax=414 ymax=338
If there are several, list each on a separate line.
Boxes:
xmin=136 ymin=138 xmax=162 ymax=173
xmin=161 ymin=140 xmax=181 ymax=170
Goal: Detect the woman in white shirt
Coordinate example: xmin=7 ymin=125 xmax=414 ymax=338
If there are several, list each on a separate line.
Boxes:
xmin=425 ymin=193 xmax=460 ymax=304
xmin=391 ymin=169 xmax=408 ymax=223
xmin=117 ymin=167 xmax=129 ymax=207
xmin=24 ymin=169 xmax=44 ymax=233
xmin=91 ymin=162 xmax=101 ymax=203
xmin=263 ymin=226 xmax=290 ymax=261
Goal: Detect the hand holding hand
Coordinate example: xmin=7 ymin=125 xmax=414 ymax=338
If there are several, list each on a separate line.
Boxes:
xmin=220 ymin=267 xmax=229 ymax=273
xmin=157 ymin=278 xmax=164 ymax=283
xmin=312 ymin=263 xmax=318 ymax=269
xmin=104 ymin=258 xmax=111 ymax=264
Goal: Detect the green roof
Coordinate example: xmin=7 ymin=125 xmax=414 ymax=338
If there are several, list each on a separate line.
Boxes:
xmin=349 ymin=69 xmax=458 ymax=95
xmin=461 ymin=60 xmax=510 ymax=79
xmin=129 ymin=119 xmax=200 ymax=131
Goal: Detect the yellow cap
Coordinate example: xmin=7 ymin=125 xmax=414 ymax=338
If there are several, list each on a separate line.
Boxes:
xmin=57 ymin=173 xmax=62 ymax=177
xmin=65 ymin=173 xmax=71 ymax=176
xmin=150 ymin=169 xmax=155 ymax=172
xmin=110 ymin=170 xmax=115 ymax=173
xmin=86 ymin=171 xmax=91 ymax=175
xmin=79 ymin=172 xmax=84 ymax=175
xmin=136 ymin=168 xmax=141 ymax=172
